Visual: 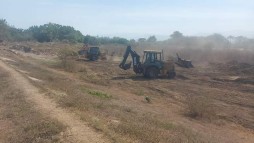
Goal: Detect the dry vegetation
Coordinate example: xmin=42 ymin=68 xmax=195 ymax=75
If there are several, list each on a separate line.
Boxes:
xmin=0 ymin=69 xmax=65 ymax=143
xmin=0 ymin=41 xmax=254 ymax=143
xmin=186 ymin=96 xmax=216 ymax=121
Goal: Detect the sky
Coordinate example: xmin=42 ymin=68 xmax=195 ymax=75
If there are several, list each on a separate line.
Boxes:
xmin=0 ymin=0 xmax=253 ymax=40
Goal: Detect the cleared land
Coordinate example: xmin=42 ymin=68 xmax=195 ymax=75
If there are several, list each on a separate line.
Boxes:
xmin=0 ymin=42 xmax=254 ymax=143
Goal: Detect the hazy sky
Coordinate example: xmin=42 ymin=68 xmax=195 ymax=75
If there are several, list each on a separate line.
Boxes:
xmin=0 ymin=0 xmax=253 ymax=40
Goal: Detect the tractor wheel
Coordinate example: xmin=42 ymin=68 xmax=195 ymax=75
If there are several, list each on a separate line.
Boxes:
xmin=146 ymin=67 xmax=159 ymax=78
xmin=168 ymin=71 xmax=176 ymax=79
xmin=91 ymin=55 xmax=98 ymax=61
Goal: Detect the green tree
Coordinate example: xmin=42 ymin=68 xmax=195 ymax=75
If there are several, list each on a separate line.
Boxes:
xmin=28 ymin=23 xmax=83 ymax=43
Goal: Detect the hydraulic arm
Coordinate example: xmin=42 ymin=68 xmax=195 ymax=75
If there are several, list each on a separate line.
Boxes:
xmin=119 ymin=46 xmax=143 ymax=74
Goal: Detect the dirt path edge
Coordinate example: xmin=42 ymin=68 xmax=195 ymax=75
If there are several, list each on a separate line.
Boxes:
xmin=0 ymin=59 xmax=109 ymax=143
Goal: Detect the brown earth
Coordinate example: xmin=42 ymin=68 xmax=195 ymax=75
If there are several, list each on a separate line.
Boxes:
xmin=0 ymin=54 xmax=109 ymax=142
xmin=0 ymin=43 xmax=254 ymax=143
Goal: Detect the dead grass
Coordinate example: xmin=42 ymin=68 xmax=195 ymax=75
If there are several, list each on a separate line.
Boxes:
xmin=186 ymin=95 xmax=216 ymax=121
xmin=0 ymin=70 xmax=65 ymax=143
xmin=28 ymin=74 xmax=203 ymax=143
xmin=110 ymin=113 xmax=205 ymax=143
xmin=7 ymin=53 xmax=209 ymax=143
xmin=55 ymin=85 xmax=208 ymax=142
xmin=4 ymin=42 xmax=253 ymax=142
xmin=57 ymin=48 xmax=78 ymax=72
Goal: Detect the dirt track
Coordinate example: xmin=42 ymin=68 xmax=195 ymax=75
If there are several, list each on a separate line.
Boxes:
xmin=0 ymin=59 xmax=109 ymax=143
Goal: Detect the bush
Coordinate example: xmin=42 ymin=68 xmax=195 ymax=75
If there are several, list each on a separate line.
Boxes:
xmin=57 ymin=48 xmax=78 ymax=72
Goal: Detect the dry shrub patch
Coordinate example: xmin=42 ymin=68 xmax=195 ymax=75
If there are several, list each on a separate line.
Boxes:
xmin=186 ymin=95 xmax=216 ymax=121
xmin=57 ymin=48 xmax=78 ymax=72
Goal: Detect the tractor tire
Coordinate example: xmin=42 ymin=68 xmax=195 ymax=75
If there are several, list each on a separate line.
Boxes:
xmin=168 ymin=71 xmax=176 ymax=79
xmin=146 ymin=67 xmax=159 ymax=78
xmin=91 ymin=55 xmax=98 ymax=61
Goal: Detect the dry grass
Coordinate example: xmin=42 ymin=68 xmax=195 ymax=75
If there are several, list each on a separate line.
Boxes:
xmin=6 ymin=51 xmax=209 ymax=143
xmin=186 ymin=95 xmax=216 ymax=121
xmin=0 ymin=70 xmax=65 ymax=143
xmin=57 ymin=48 xmax=78 ymax=72
xmin=4 ymin=42 xmax=253 ymax=142
xmin=54 ymin=85 xmax=207 ymax=142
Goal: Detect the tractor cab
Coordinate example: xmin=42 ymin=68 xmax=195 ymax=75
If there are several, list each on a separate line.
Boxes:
xmin=142 ymin=50 xmax=163 ymax=64
xmin=87 ymin=47 xmax=100 ymax=55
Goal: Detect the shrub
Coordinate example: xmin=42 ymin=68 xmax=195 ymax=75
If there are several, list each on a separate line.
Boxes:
xmin=57 ymin=48 xmax=77 ymax=72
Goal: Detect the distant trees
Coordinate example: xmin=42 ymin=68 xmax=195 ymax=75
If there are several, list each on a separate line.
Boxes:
xmin=207 ymin=33 xmax=227 ymax=43
xmin=111 ymin=37 xmax=129 ymax=45
xmin=147 ymin=35 xmax=157 ymax=42
xmin=138 ymin=38 xmax=146 ymax=42
xmin=0 ymin=19 xmax=130 ymax=44
xmin=0 ymin=20 xmax=83 ymax=43
xmin=83 ymin=35 xmax=100 ymax=45
xmin=83 ymin=35 xmax=129 ymax=45
xmin=1 ymin=19 xmax=253 ymax=50
xmin=28 ymin=23 xmax=83 ymax=43
xmin=0 ymin=19 xmax=33 ymax=41
xmin=0 ymin=19 xmax=10 ymax=40
xmin=170 ymin=31 xmax=183 ymax=39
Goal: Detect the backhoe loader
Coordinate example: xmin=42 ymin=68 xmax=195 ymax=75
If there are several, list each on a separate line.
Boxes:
xmin=119 ymin=46 xmax=176 ymax=78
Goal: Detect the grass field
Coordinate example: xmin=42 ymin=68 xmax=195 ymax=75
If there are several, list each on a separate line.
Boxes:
xmin=0 ymin=42 xmax=253 ymax=143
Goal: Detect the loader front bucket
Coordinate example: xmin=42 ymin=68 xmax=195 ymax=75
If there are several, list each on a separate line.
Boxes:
xmin=184 ymin=60 xmax=194 ymax=68
xmin=175 ymin=53 xmax=194 ymax=68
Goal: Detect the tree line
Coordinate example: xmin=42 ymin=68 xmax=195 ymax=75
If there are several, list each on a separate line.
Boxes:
xmin=0 ymin=19 xmax=253 ymax=49
xmin=0 ymin=19 xmax=83 ymax=43
xmin=0 ymin=19 xmax=173 ymax=45
xmin=0 ymin=19 xmax=132 ymax=44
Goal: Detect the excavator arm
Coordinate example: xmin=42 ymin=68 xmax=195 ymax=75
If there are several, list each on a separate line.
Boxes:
xmin=119 ymin=46 xmax=143 ymax=74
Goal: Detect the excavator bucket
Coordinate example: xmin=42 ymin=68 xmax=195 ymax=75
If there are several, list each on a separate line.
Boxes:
xmin=119 ymin=62 xmax=132 ymax=70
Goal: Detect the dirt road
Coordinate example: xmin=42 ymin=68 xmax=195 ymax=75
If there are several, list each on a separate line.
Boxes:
xmin=0 ymin=59 xmax=109 ymax=143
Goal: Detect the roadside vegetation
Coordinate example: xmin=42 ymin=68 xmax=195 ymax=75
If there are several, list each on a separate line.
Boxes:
xmin=0 ymin=69 xmax=65 ymax=143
